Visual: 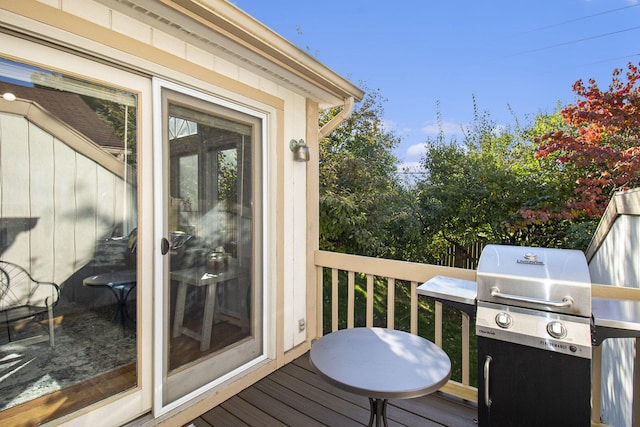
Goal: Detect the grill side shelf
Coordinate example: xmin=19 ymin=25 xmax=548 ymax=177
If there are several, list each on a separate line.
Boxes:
xmin=592 ymin=297 xmax=640 ymax=345
xmin=417 ymin=276 xmax=477 ymax=318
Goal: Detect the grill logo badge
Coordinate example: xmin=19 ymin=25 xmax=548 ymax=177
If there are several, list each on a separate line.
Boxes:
xmin=540 ymin=339 xmax=568 ymax=351
xmin=517 ymin=252 xmax=544 ymax=266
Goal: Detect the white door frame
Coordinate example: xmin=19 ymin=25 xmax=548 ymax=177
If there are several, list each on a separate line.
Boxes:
xmin=151 ymin=78 xmax=272 ymax=416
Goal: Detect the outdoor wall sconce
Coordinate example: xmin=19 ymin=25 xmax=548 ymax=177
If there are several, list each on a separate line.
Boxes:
xmin=290 ymin=138 xmax=310 ymax=162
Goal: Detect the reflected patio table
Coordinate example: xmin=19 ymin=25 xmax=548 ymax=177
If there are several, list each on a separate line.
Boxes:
xmin=83 ymin=270 xmax=137 ymax=329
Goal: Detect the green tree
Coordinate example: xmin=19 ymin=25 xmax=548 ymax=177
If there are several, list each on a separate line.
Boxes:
xmin=516 ymin=110 xmax=594 ymax=249
xmin=319 ymin=88 xmax=415 ymax=259
xmin=414 ymin=100 xmax=581 ymax=262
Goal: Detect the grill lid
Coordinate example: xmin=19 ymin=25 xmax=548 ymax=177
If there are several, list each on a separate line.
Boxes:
xmin=477 ymin=245 xmax=591 ymax=317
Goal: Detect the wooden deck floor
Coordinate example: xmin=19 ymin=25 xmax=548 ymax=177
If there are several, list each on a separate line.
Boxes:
xmin=189 ymin=352 xmax=478 ymax=427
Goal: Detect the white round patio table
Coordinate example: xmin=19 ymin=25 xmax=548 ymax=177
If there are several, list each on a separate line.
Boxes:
xmin=309 ymin=327 xmax=451 ymax=427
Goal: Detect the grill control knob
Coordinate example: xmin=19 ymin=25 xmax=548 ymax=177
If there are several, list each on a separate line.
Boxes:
xmin=495 ymin=312 xmax=512 ymax=329
xmin=547 ymin=321 xmax=567 ymax=339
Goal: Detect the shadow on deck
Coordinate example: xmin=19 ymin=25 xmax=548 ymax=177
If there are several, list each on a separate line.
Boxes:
xmin=189 ymin=352 xmax=478 ymax=426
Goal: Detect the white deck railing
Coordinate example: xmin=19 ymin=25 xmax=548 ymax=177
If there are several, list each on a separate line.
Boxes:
xmin=315 ymin=250 xmax=640 ymax=425
xmin=314 ymin=250 xmax=478 ymax=402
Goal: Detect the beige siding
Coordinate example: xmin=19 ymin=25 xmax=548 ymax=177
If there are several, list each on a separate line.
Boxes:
xmin=214 ymin=56 xmax=242 ymax=81
xmin=152 ymin=29 xmax=186 ymax=57
xmin=111 ymin=9 xmax=153 ymax=44
xmin=38 ymin=0 xmax=292 ymax=103
xmin=185 ymin=44 xmax=216 ymax=70
xmin=63 ymin=0 xmax=111 ymax=27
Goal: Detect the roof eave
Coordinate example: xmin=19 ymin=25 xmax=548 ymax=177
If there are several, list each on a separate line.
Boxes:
xmin=101 ymin=0 xmax=364 ymax=108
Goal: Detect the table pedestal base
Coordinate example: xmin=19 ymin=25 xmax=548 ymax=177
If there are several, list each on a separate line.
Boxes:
xmin=368 ymin=398 xmax=388 ymax=427
xmin=109 ymin=283 xmax=136 ymax=330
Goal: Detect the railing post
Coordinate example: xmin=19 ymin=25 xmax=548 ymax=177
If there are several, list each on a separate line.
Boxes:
xmin=435 ymin=301 xmax=443 ymax=347
xmin=387 ymin=278 xmax=395 ymax=329
xmin=635 ymin=338 xmax=640 ymax=426
xmin=316 ymin=265 xmax=323 ymax=337
xmin=462 ymin=312 xmax=470 ymax=385
xmin=410 ymin=281 xmax=418 ymax=335
xmin=331 ymin=268 xmax=339 ymax=332
xmin=347 ymin=271 xmax=355 ymax=329
xmin=366 ymin=274 xmax=374 ymax=327
xmin=592 ymin=344 xmax=602 ymax=425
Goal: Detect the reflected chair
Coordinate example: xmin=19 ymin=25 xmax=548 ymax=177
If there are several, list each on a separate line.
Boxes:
xmin=0 ymin=261 xmax=60 ymax=347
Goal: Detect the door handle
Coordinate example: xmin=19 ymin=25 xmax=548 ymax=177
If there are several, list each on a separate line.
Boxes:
xmin=484 ymin=355 xmax=492 ymax=408
xmin=160 ymin=237 xmax=170 ymax=255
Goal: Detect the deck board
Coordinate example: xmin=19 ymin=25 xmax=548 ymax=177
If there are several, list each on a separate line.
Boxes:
xmin=218 ymin=396 xmax=286 ymax=427
xmin=267 ymin=369 xmax=367 ymax=425
xmin=199 ymin=405 xmax=247 ymax=427
xmin=190 ymin=352 xmax=478 ymax=426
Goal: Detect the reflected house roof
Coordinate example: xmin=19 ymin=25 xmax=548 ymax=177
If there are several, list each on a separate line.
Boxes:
xmin=0 ymin=81 xmax=125 ymax=153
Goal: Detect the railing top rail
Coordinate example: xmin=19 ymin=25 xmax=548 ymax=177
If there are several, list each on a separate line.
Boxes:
xmin=316 ymin=251 xmax=638 ymax=301
xmin=314 ymin=250 xmax=476 ymax=283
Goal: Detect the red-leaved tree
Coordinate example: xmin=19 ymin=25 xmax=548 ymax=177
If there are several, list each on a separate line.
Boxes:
xmin=534 ymin=62 xmax=640 ymax=219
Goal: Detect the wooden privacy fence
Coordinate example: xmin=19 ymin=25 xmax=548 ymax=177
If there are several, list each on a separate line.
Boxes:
xmin=441 ymin=242 xmax=485 ymax=269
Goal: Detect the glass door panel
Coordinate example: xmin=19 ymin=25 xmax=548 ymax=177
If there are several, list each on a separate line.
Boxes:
xmin=159 ymin=86 xmax=263 ymax=406
xmin=0 ymin=57 xmax=138 ymax=423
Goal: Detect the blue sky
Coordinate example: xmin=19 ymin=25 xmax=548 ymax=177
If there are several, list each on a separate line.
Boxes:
xmin=232 ymin=0 xmax=639 ymax=171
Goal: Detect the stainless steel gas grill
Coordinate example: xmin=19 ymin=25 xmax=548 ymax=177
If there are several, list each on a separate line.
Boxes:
xmin=476 ymin=244 xmax=592 ymax=427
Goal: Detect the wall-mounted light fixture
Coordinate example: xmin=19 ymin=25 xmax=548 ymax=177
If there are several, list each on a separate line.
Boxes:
xmin=290 ymin=138 xmax=310 ymax=162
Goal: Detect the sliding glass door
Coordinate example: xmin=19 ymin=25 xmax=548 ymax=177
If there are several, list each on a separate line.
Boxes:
xmin=154 ymin=82 xmax=264 ymax=410
xmin=0 ymin=55 xmax=140 ymax=423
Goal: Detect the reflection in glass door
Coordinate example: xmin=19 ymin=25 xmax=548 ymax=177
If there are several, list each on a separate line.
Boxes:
xmin=0 ymin=57 xmax=138 ymax=423
xmin=158 ymin=85 xmax=263 ymax=406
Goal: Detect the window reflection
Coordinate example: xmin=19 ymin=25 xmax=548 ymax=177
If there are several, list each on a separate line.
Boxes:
xmin=0 ymin=58 xmax=137 ymax=422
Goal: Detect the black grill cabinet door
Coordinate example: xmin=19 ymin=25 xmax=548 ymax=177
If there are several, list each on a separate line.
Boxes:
xmin=477 ymin=337 xmax=591 ymax=427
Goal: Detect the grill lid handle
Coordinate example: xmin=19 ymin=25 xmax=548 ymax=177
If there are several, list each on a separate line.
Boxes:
xmin=490 ymin=287 xmax=574 ymax=308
